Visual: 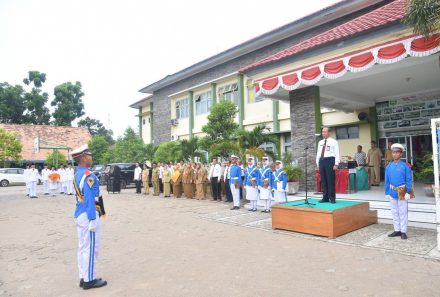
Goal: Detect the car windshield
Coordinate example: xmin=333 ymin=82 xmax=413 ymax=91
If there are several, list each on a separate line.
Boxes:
xmin=93 ymin=165 xmax=103 ymax=171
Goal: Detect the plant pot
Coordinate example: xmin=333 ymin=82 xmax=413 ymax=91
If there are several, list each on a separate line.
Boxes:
xmin=287 ymin=181 xmax=299 ymax=194
xmin=423 ymin=183 xmax=434 ymax=197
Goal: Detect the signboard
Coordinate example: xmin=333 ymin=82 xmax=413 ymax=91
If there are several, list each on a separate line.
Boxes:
xmin=33 ymin=137 xmax=40 ymax=153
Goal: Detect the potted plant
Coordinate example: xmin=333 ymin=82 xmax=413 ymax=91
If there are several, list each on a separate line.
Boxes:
xmin=284 ymin=164 xmax=304 ymax=194
xmin=414 ymin=153 xmax=434 ymax=197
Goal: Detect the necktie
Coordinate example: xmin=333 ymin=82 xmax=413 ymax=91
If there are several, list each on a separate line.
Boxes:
xmin=320 ymin=139 xmax=327 ymax=159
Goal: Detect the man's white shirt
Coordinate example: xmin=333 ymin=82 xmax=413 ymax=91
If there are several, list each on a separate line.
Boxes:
xmin=134 ymin=167 xmax=142 ymax=180
xmin=208 ymin=164 xmax=221 ymax=179
xmin=316 ymin=137 xmax=340 ymax=166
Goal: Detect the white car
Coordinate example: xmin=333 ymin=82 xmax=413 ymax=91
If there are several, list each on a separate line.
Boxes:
xmin=0 ymin=168 xmax=26 ymax=187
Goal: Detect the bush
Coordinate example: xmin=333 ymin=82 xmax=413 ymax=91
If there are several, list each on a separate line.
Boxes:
xmin=284 ymin=164 xmax=304 ymax=182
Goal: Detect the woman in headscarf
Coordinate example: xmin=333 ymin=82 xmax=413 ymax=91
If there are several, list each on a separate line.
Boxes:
xmin=271 ymin=160 xmax=287 ymax=204
xmin=182 ymin=163 xmax=195 ymax=199
xmin=162 ymin=164 xmax=171 ymax=197
xmin=171 ymin=164 xmax=183 ymax=198
xmin=142 ymin=163 xmax=150 ymax=195
xmin=195 ymin=162 xmax=206 ymax=200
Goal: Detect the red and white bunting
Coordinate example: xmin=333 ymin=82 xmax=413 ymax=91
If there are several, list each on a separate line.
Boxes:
xmin=255 ymin=34 xmax=440 ymax=96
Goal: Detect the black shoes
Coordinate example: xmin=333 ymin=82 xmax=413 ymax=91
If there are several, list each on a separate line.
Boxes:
xmin=330 ymin=200 xmax=336 ymax=204
xmin=318 ymin=199 xmax=329 ymax=203
xmin=230 ymin=206 xmax=240 ymax=210
xmin=79 ymin=278 xmax=102 ymax=287
xmin=82 ymin=278 xmax=107 ymax=290
xmin=261 ymin=209 xmax=271 ymax=213
xmin=388 ymin=231 xmax=401 ymax=237
xmin=401 ymin=233 xmax=408 ymax=239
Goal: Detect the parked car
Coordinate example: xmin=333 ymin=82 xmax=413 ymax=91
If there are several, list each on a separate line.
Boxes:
xmin=0 ymin=168 xmax=25 ymax=187
xmin=102 ymin=163 xmax=136 ymax=189
xmin=90 ymin=164 xmax=106 ymax=184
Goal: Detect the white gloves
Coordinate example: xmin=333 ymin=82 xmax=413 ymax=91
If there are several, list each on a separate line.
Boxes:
xmin=404 ymin=193 xmax=410 ymax=200
xmin=385 ymin=195 xmax=392 ymax=200
xmin=88 ymin=219 xmax=97 ymax=232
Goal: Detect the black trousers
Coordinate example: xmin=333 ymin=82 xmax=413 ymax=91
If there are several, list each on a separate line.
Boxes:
xmin=319 ymin=157 xmax=336 ymax=202
xmin=239 ymin=176 xmax=244 ymax=199
xmin=135 ymin=180 xmax=141 ymax=193
xmin=225 ymin=179 xmax=233 ymax=202
xmin=159 ymin=178 xmax=163 ymax=193
xmin=211 ymin=177 xmax=220 ymax=199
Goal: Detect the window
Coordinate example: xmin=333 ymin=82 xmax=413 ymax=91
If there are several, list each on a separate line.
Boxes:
xmin=284 ymin=133 xmax=291 ymax=153
xmin=336 ymin=125 xmax=359 ymax=140
xmin=195 ymin=91 xmax=212 ymax=115
xmin=175 ymin=98 xmax=189 ymax=119
xmin=142 ymin=119 xmax=146 ymax=125
xmin=218 ymin=83 xmax=239 ymax=105
xmin=6 ymin=169 xmax=18 ymax=174
xmin=259 ymin=142 xmax=275 ymax=152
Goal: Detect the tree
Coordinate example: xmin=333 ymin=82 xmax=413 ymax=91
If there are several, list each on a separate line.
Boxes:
xmin=110 ymin=127 xmax=149 ymax=163
xmin=200 ymin=101 xmax=239 ymax=159
xmin=403 ymin=0 xmax=440 ymax=37
xmin=78 ymin=116 xmax=114 ymax=144
xmin=154 ymin=141 xmax=180 ymax=163
xmin=51 ymin=81 xmax=85 ymax=126
xmin=22 ymin=71 xmax=51 ymax=125
xmin=144 ymin=143 xmax=157 ymax=162
xmin=234 ymin=124 xmax=280 ymax=161
xmin=0 ymin=82 xmax=25 ymax=124
xmin=174 ymin=137 xmax=205 ymax=162
xmin=88 ymin=135 xmax=111 ymax=165
xmin=0 ymin=128 xmax=22 ymax=167
xmin=45 ymin=150 xmax=67 ymax=168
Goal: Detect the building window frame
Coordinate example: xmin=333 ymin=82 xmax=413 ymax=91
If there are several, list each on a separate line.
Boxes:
xmin=175 ymin=98 xmax=189 ymax=119
xmin=195 ymin=91 xmax=212 ymax=115
xmin=218 ymin=83 xmax=239 ymax=105
xmin=335 ymin=125 xmax=360 ymax=140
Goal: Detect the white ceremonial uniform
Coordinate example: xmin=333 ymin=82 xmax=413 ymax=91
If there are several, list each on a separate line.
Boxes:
xmin=28 ymin=168 xmax=39 ymax=197
xmin=59 ymin=168 xmax=67 ymax=194
xmin=49 ymin=170 xmax=59 ymax=196
xmin=66 ymin=167 xmax=75 ymax=195
xmin=24 ymin=168 xmax=30 ymax=196
xmin=42 ymin=168 xmax=50 ymax=194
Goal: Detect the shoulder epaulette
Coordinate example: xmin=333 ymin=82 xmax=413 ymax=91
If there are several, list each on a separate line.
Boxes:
xmin=84 ymin=170 xmax=91 ymax=176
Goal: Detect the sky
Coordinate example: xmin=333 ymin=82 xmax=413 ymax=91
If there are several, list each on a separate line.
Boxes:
xmin=0 ymin=0 xmax=340 ymax=138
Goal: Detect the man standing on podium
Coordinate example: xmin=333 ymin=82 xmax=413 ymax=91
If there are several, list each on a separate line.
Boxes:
xmin=316 ymin=127 xmax=340 ymax=204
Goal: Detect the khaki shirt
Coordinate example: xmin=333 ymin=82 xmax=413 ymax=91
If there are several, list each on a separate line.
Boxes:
xmin=152 ymin=168 xmax=159 ymax=182
xmin=182 ymin=168 xmax=194 ymax=184
xmin=142 ymin=169 xmax=149 ymax=182
xmin=384 ymin=149 xmax=393 ymax=165
xmin=367 ymin=148 xmax=382 ymax=167
xmin=162 ymin=169 xmax=171 ymax=183
xmin=195 ymin=168 xmax=206 ymax=184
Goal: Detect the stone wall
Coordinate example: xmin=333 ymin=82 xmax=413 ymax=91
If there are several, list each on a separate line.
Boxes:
xmin=289 ymin=86 xmax=319 ymax=191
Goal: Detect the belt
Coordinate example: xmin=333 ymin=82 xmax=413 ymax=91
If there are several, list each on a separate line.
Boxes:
xmin=320 ymin=157 xmax=335 ymax=160
xmin=390 ymin=184 xmax=405 ymax=191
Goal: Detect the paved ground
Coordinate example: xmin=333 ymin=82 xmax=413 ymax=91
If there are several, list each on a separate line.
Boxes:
xmin=1 ymin=185 xmax=440 ymax=297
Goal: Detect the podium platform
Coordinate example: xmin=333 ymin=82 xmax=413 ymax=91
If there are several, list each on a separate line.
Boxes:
xmin=272 ymin=198 xmax=377 ymax=238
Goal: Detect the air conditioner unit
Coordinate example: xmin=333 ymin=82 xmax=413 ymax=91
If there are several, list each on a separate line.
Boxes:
xmin=171 ymin=134 xmax=178 ymax=141
xmin=171 ymin=119 xmax=179 ymax=126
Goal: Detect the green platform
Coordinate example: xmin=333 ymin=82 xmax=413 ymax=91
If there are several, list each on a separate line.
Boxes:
xmin=280 ymin=198 xmax=363 ymax=212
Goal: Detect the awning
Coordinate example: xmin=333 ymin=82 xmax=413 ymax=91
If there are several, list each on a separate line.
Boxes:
xmin=255 ymin=34 xmax=440 ymax=97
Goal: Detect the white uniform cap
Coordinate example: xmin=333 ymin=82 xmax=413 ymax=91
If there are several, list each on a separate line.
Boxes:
xmin=247 ymin=156 xmax=254 ymax=160
xmin=391 ymin=143 xmax=405 ymax=152
xmin=275 ymin=160 xmax=282 ymax=163
xmin=231 ymin=155 xmax=238 ymax=159
xmin=71 ymin=144 xmax=91 ymax=159
xmin=262 ymin=156 xmax=269 ymax=160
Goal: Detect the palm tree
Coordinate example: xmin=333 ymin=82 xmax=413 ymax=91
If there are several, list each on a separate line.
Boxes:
xmin=175 ymin=137 xmax=205 ymax=162
xmin=143 ymin=143 xmax=157 ymax=162
xmin=402 ymin=0 xmax=440 ymax=37
xmin=235 ymin=124 xmax=280 ymax=162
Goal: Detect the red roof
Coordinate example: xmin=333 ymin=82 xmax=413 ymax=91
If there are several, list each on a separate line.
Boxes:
xmin=240 ymin=0 xmax=405 ymax=72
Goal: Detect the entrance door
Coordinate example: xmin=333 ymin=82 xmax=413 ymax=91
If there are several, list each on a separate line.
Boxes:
xmin=380 ymin=135 xmax=432 ymax=165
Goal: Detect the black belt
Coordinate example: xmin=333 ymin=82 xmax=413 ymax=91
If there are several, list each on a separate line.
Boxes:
xmin=320 ymin=157 xmax=335 ymax=160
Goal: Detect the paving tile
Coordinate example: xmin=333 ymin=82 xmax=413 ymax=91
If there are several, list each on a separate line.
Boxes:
xmin=218 ymin=212 xmax=271 ymax=225
xmin=198 ymin=209 xmax=248 ymax=220
xmin=364 ymin=227 xmax=437 ymax=255
xmin=335 ymin=223 xmax=390 ymax=245
xmin=244 ymin=218 xmax=273 ymax=230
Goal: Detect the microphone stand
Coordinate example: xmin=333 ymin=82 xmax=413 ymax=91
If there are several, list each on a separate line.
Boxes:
xmin=296 ymin=144 xmax=315 ymax=207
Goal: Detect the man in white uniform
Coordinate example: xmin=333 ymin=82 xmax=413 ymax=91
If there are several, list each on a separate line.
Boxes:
xmin=316 ymin=127 xmax=340 ymax=204
xmin=28 ymin=164 xmax=39 ymax=198
xmin=66 ymin=164 xmax=75 ymax=195
xmin=259 ymin=157 xmax=273 ymax=213
xmin=24 ymin=164 xmax=31 ymax=197
xmin=59 ymin=164 xmax=67 ymax=194
xmin=41 ymin=165 xmax=50 ymax=195
xmin=208 ymin=158 xmax=222 ymax=201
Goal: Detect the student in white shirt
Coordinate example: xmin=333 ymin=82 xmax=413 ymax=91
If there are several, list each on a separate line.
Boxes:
xmin=41 ymin=165 xmax=50 ymax=195
xmin=208 ymin=158 xmax=222 ymax=201
xmin=66 ymin=164 xmax=75 ymax=195
xmin=134 ymin=163 xmax=142 ymax=194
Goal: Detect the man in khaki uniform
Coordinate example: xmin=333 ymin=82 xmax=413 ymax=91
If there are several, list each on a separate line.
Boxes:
xmin=142 ymin=163 xmax=150 ymax=195
xmin=384 ymin=141 xmax=394 ymax=166
xmin=162 ymin=166 xmax=171 ymax=197
xmin=195 ymin=163 xmax=207 ymax=200
xmin=367 ymin=141 xmax=383 ymax=186
xmin=151 ymin=163 xmax=160 ymax=196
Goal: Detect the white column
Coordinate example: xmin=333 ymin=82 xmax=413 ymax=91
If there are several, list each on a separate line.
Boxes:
xmin=430 ymin=118 xmax=440 ymax=250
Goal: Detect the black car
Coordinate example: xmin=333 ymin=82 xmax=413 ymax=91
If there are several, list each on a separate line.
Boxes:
xmin=103 ymin=163 xmax=136 ymax=189
xmin=90 ymin=165 xmax=106 ymax=183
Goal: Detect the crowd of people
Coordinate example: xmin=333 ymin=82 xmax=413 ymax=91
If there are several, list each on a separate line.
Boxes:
xmin=24 ymin=163 xmax=75 ymax=198
xmin=134 ymin=155 xmax=288 ymax=212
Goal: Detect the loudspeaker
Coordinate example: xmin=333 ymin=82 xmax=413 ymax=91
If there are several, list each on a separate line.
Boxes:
xmin=109 ymin=165 xmax=121 ymax=178
xmin=358 ymin=112 xmax=368 ymax=121
xmin=107 ymin=177 xmax=121 ymax=193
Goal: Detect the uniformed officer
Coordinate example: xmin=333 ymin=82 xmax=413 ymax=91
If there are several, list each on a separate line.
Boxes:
xmin=229 ymin=155 xmax=242 ymax=210
xmin=316 ymin=127 xmax=340 ymax=203
xmin=259 ymin=156 xmax=274 ymax=213
xmin=244 ymin=157 xmax=261 ymax=211
xmin=71 ymin=144 xmax=107 ymax=290
xmin=385 ymin=143 xmax=412 ymax=240
xmin=41 ymin=164 xmax=50 ymax=195
xmin=272 ymin=160 xmax=287 ymax=204
xmin=28 ymin=164 xmax=39 ymax=198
